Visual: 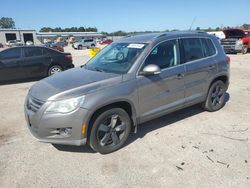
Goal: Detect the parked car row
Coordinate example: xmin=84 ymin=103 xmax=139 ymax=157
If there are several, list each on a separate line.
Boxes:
xmin=43 ymin=42 xmax=64 ymax=52
xmin=0 ymin=46 xmax=74 ymax=83
xmin=4 ymin=40 xmax=34 ymax=47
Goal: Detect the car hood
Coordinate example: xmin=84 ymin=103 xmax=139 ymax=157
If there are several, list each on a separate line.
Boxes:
xmin=30 ymin=67 xmax=123 ymax=101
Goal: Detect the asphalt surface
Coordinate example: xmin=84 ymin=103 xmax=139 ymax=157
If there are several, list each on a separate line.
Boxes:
xmin=0 ymin=48 xmax=249 ymax=188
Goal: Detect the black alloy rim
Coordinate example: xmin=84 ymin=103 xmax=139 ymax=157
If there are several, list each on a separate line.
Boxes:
xmin=211 ymin=85 xmax=224 ymax=107
xmin=97 ymin=114 xmax=126 ymax=147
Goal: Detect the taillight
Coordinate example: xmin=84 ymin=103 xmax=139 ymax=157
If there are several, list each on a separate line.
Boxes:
xmin=227 ymin=56 xmax=231 ymax=65
xmin=65 ymin=55 xmax=72 ymax=62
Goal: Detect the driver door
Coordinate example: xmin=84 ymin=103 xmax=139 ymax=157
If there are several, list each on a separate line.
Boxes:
xmin=137 ymin=39 xmax=186 ymax=123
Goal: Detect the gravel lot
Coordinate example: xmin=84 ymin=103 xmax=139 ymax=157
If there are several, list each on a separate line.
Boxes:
xmin=0 ymin=47 xmax=249 ymax=188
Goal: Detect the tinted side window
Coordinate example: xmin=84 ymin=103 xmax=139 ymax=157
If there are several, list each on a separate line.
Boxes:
xmin=84 ymin=39 xmax=93 ymax=42
xmin=24 ymin=48 xmax=43 ymax=57
xmin=182 ymin=38 xmax=204 ymax=62
xmin=205 ymin=39 xmax=216 ymax=56
xmin=144 ymin=40 xmax=180 ymax=69
xmin=0 ymin=48 xmax=21 ymax=59
xmin=43 ymin=48 xmax=54 ymax=55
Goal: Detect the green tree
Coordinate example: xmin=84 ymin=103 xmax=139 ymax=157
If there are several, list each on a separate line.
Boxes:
xmin=0 ymin=17 xmax=15 ymax=29
xmin=196 ymin=27 xmax=201 ymax=31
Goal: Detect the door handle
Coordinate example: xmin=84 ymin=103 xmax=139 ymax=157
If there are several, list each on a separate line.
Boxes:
xmin=175 ymin=73 xmax=184 ymax=79
xmin=208 ymin=65 xmax=216 ymax=70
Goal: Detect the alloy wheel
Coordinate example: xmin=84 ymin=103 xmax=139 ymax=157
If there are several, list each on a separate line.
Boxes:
xmin=210 ymin=84 xmax=224 ymax=108
xmin=97 ymin=114 xmax=126 ymax=147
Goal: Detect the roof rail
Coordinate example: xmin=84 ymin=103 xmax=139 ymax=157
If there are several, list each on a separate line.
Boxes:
xmin=156 ymin=33 xmax=167 ymax=38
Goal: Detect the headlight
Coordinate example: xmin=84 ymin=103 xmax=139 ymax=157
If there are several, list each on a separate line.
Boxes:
xmin=45 ymin=96 xmax=85 ymax=114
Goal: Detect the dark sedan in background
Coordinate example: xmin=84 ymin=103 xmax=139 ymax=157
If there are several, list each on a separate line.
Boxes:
xmin=0 ymin=46 xmax=74 ymax=82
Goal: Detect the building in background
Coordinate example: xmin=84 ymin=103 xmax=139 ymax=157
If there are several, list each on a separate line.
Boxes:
xmin=0 ymin=29 xmax=40 ymax=45
xmin=36 ymin=32 xmax=104 ymax=43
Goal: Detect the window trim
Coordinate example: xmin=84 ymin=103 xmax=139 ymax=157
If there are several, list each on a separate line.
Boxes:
xmin=136 ymin=38 xmax=181 ymax=76
xmin=179 ymin=37 xmax=218 ymax=65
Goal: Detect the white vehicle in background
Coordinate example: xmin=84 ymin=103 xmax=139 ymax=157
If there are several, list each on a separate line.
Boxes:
xmin=6 ymin=40 xmax=24 ymax=47
xmin=25 ymin=41 xmax=34 ymax=46
xmin=207 ymin=31 xmax=226 ymax=40
xmin=72 ymin=39 xmax=96 ymax=50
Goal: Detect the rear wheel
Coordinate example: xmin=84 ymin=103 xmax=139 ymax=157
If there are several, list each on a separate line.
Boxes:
xmin=202 ymin=80 xmax=226 ymax=112
xmin=48 ymin=65 xmax=63 ymax=76
xmin=78 ymin=45 xmax=83 ymax=50
xmin=89 ymin=108 xmax=131 ymax=154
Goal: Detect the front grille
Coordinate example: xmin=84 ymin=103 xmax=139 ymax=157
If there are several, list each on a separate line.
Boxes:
xmin=221 ymin=39 xmax=237 ymax=46
xmin=27 ymin=96 xmax=44 ymax=113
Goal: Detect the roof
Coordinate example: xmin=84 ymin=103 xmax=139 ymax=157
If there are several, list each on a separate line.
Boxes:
xmin=36 ymin=32 xmax=103 ymax=37
xmin=117 ymin=31 xmax=209 ymax=43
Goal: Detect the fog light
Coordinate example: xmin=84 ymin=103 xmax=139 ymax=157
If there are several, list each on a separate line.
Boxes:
xmin=59 ymin=127 xmax=72 ymax=136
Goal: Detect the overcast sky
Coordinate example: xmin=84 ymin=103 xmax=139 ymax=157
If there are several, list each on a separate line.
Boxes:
xmin=1 ymin=0 xmax=250 ymax=32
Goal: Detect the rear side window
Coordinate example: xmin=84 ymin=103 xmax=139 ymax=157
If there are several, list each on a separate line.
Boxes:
xmin=24 ymin=48 xmax=43 ymax=57
xmin=43 ymin=48 xmax=55 ymax=55
xmin=84 ymin=39 xmax=93 ymax=42
xmin=205 ymin=39 xmax=216 ymax=56
xmin=181 ymin=38 xmax=204 ymax=62
xmin=0 ymin=48 xmax=21 ymax=59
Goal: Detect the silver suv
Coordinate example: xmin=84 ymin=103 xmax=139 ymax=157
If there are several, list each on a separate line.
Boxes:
xmin=24 ymin=32 xmax=230 ymax=154
xmin=72 ymin=39 xmax=96 ymax=50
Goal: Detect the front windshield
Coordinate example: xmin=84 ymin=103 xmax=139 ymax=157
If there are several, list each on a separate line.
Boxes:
xmin=85 ymin=43 xmax=146 ymax=74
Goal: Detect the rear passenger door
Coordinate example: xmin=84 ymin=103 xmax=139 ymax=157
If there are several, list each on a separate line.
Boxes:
xmin=20 ymin=47 xmax=47 ymax=78
xmin=180 ymin=37 xmax=217 ymax=105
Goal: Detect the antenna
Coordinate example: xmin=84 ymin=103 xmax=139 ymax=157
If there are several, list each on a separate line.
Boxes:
xmin=189 ymin=16 xmax=197 ymax=31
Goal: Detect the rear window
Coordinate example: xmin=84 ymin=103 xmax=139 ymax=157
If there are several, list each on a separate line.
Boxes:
xmin=43 ymin=48 xmax=55 ymax=55
xmin=200 ymin=38 xmax=216 ymax=57
xmin=205 ymin=39 xmax=216 ymax=56
xmin=181 ymin=38 xmax=204 ymax=62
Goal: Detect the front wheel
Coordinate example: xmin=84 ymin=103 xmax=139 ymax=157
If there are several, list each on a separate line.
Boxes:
xmin=202 ymin=80 xmax=226 ymax=112
xmin=89 ymin=108 xmax=131 ymax=154
xmin=242 ymin=45 xmax=248 ymax=54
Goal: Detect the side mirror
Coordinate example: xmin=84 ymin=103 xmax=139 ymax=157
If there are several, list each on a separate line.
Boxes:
xmin=140 ymin=64 xmax=161 ymax=76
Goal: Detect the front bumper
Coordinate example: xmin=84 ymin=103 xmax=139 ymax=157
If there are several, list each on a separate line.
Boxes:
xmin=24 ymin=95 xmax=90 ymax=146
xmin=222 ymin=45 xmax=242 ymax=53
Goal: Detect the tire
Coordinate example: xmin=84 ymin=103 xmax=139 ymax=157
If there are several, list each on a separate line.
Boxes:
xmin=78 ymin=45 xmax=83 ymax=50
xmin=89 ymin=108 xmax=131 ymax=154
xmin=202 ymin=80 xmax=226 ymax=112
xmin=48 ymin=65 xmax=63 ymax=76
xmin=242 ymin=45 xmax=248 ymax=54
xmin=91 ymin=44 xmax=95 ymax=47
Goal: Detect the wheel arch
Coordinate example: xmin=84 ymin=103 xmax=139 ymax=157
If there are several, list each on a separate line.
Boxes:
xmin=86 ymin=100 xmax=137 ymax=141
xmin=207 ymin=74 xmax=229 ymax=94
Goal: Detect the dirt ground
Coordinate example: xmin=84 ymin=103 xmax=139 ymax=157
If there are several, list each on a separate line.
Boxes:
xmin=0 ymin=48 xmax=249 ymax=188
